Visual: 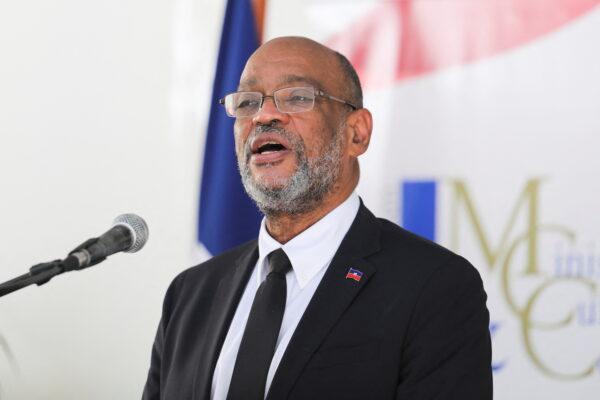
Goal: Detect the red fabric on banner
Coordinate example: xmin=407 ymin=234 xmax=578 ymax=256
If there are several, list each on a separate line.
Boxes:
xmin=327 ymin=0 xmax=600 ymax=88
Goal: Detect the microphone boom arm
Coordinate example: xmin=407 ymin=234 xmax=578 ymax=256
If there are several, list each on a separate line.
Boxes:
xmin=0 ymin=260 xmax=65 ymax=298
xmin=0 ymin=236 xmax=107 ymax=298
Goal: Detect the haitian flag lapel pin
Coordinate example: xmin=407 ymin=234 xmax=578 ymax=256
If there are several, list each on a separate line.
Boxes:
xmin=345 ymin=267 xmax=363 ymax=282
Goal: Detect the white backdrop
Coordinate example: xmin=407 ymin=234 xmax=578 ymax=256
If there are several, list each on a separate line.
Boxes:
xmin=1 ymin=0 xmax=599 ymax=399
xmin=0 ymin=0 xmax=221 ymax=398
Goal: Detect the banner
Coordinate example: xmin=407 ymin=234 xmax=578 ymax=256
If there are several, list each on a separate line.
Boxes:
xmin=265 ymin=0 xmax=600 ymax=398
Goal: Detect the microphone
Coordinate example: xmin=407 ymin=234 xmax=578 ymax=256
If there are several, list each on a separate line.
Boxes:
xmin=0 ymin=214 xmax=149 ymax=298
xmin=62 ymin=213 xmax=149 ymax=271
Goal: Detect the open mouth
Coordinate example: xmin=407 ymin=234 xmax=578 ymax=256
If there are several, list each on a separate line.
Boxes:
xmin=255 ymin=142 xmax=287 ymax=154
xmin=250 ymin=134 xmax=292 ymax=157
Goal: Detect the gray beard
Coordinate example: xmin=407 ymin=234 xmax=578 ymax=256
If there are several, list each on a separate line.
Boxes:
xmin=237 ymin=124 xmax=344 ymax=217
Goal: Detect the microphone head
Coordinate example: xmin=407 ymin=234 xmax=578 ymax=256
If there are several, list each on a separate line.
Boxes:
xmin=112 ymin=213 xmax=149 ymax=253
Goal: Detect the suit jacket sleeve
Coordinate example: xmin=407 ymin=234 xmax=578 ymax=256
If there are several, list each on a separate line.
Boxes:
xmin=396 ymin=256 xmax=493 ymax=400
xmin=142 ymin=270 xmax=187 ymax=400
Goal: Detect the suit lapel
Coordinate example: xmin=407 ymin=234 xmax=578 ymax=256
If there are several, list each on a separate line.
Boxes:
xmin=193 ymin=244 xmax=258 ymax=399
xmin=267 ymin=204 xmax=381 ymax=399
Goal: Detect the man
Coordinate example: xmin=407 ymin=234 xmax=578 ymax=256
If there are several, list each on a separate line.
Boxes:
xmin=143 ymin=36 xmax=492 ymax=399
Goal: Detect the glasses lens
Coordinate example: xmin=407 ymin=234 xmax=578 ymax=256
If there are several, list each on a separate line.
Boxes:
xmin=225 ymin=92 xmax=262 ymax=117
xmin=274 ymin=87 xmax=315 ymax=113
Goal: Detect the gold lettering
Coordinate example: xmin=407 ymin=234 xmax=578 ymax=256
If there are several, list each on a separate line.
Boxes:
xmin=449 ymin=178 xmax=600 ymax=379
xmin=521 ymin=277 xmax=597 ymax=379
xmin=500 ymin=224 xmax=600 ymax=378
xmin=501 ymin=224 xmax=575 ymax=316
xmin=450 ymin=179 xmax=541 ymax=274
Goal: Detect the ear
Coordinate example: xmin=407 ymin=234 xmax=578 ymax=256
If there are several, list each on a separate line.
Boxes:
xmin=344 ymin=108 xmax=373 ymax=157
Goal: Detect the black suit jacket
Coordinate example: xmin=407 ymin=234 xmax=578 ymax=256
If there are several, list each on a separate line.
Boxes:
xmin=142 ymin=204 xmax=492 ymax=399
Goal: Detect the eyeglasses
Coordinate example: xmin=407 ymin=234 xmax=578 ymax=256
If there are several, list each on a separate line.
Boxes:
xmin=219 ymin=86 xmax=357 ymax=118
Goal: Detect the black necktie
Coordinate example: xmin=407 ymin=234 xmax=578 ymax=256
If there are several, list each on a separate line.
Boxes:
xmin=226 ymin=248 xmax=292 ymax=400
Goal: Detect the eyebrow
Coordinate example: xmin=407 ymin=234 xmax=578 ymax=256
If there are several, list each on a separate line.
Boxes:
xmin=238 ymin=74 xmax=323 ymax=91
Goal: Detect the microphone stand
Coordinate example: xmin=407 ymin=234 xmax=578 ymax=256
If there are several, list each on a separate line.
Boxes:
xmin=0 ymin=238 xmax=102 ymax=298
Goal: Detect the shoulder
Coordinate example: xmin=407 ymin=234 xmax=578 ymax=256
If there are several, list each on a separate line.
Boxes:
xmin=376 ymin=217 xmax=455 ymax=261
xmin=368 ymin=216 xmax=488 ymax=333
xmin=369 ymin=215 xmax=482 ymax=294
xmin=162 ymin=240 xmax=257 ymax=308
xmin=172 ymin=239 xmax=257 ymax=287
xmin=367 ymin=222 xmax=493 ymax=397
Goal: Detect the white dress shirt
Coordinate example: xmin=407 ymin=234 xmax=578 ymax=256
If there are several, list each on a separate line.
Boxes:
xmin=211 ymin=191 xmax=360 ymax=399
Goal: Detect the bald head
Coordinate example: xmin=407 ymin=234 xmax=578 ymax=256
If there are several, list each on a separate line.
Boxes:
xmin=240 ymin=36 xmax=363 ymax=109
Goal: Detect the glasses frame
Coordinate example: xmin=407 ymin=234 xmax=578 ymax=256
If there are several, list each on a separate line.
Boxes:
xmin=219 ymin=86 xmax=358 ymax=118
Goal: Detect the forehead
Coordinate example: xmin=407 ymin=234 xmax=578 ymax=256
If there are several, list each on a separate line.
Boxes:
xmin=239 ymin=73 xmax=322 ymax=92
xmin=238 ymin=42 xmax=338 ymax=92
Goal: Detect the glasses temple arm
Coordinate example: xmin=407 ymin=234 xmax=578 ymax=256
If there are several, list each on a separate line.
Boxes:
xmin=318 ymin=91 xmax=357 ymax=110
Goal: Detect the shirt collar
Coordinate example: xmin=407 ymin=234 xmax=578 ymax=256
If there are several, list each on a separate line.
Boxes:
xmin=257 ymin=192 xmax=360 ymax=289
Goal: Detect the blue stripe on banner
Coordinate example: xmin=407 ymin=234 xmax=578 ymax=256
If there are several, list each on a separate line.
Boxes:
xmin=198 ymin=0 xmax=263 ymax=256
xmin=401 ymin=180 xmax=437 ymax=242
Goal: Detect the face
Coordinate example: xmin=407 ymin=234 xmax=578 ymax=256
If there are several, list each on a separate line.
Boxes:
xmin=234 ymin=40 xmax=350 ymax=216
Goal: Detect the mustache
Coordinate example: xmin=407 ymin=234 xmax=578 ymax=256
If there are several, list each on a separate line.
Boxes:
xmin=254 ymin=123 xmax=284 ymax=135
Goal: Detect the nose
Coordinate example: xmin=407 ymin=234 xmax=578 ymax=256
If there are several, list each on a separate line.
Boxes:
xmin=252 ymin=96 xmax=289 ymax=126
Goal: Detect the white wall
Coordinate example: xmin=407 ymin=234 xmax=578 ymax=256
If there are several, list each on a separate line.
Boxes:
xmin=0 ymin=0 xmax=223 ymax=398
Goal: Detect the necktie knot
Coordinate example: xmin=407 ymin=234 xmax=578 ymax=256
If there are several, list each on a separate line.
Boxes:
xmin=267 ymin=248 xmax=292 ymax=276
